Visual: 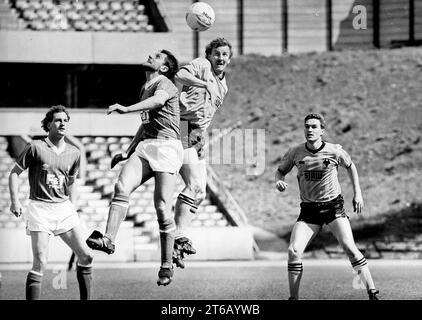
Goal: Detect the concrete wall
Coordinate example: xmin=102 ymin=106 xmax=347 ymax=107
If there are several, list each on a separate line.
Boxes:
xmin=0 ymin=223 xmax=135 ymax=263
xmin=0 ymin=30 xmax=183 ymax=64
xmin=0 ymin=108 xmax=141 ymax=136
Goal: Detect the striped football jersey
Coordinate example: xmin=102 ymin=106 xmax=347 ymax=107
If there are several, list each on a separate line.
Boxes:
xmin=15 ymin=138 xmax=80 ymax=203
xmin=277 ymin=142 xmax=352 ymax=202
xmin=138 ymin=75 xmax=180 ymax=140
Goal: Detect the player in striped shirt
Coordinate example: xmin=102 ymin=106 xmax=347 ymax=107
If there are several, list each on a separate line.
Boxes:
xmin=275 ymin=113 xmax=379 ymax=300
xmin=8 ymin=105 xmax=93 ymax=300
xmin=86 ymin=50 xmax=182 ymax=286
xmin=172 ymin=38 xmax=233 ymax=268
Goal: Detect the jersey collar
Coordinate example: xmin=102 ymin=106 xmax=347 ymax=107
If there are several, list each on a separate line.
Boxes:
xmin=305 ymin=141 xmax=325 ymax=154
xmin=145 ymin=74 xmax=165 ymax=89
xmin=45 ymin=137 xmax=66 ymax=155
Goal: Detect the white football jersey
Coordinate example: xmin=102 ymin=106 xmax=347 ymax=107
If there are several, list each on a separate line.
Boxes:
xmin=179 ymin=57 xmax=228 ymax=131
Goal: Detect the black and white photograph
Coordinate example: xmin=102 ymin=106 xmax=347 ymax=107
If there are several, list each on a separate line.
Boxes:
xmin=0 ymin=0 xmax=421 ymax=316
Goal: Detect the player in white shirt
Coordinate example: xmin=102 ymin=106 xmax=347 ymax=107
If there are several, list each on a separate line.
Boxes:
xmin=275 ymin=113 xmax=379 ymax=300
xmin=172 ymin=38 xmax=233 ymax=268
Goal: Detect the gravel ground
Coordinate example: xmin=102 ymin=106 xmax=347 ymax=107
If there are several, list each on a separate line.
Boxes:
xmin=208 ymin=47 xmax=422 ymax=240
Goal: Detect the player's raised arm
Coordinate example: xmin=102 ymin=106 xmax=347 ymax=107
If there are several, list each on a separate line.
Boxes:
xmin=107 ymin=90 xmax=170 ymax=115
xmin=175 ymin=68 xmax=205 ymax=87
xmin=8 ymin=164 xmax=24 ymax=217
xmin=175 ymin=68 xmax=217 ymax=97
xmin=346 ymin=162 xmax=364 ymax=214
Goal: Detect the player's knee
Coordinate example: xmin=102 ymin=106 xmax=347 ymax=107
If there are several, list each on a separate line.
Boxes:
xmin=79 ymin=252 xmax=94 ymax=266
xmin=33 ymin=254 xmax=48 ymax=272
xmin=114 ymin=179 xmax=131 ymax=197
xmin=157 ymin=216 xmax=176 ymax=233
xmin=155 ymin=200 xmax=170 ymax=217
xmin=195 ymin=188 xmax=206 ymax=205
xmin=288 ymin=245 xmax=302 ymax=261
xmin=339 ymin=240 xmax=360 ymax=259
xmin=184 ymin=183 xmax=205 ymax=204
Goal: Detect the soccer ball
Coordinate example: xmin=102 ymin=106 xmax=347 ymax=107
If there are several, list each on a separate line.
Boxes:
xmin=185 ymin=2 xmax=215 ymax=32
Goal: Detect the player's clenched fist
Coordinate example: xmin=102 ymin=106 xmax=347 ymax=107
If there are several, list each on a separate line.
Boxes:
xmin=10 ymin=201 xmax=23 ymax=217
xmin=275 ymin=180 xmax=288 ymax=192
xmin=107 ymin=103 xmax=128 ymax=115
xmin=111 ymin=153 xmax=128 ymax=169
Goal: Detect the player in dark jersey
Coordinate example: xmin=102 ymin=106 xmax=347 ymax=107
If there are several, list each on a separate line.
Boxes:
xmin=8 ymin=105 xmax=93 ymax=300
xmin=86 ymin=50 xmax=182 ymax=286
xmin=275 ymin=113 xmax=379 ymax=300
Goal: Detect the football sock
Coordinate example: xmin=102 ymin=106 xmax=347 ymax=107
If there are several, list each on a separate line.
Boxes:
xmin=104 ymin=194 xmax=129 ymax=242
xmin=26 ymin=270 xmax=43 ymax=300
xmin=288 ymin=262 xmax=303 ymax=299
xmin=159 ymin=219 xmax=176 ymax=269
xmin=175 ymin=193 xmax=197 ymax=237
xmin=76 ymin=264 xmax=93 ymax=300
xmin=351 ymin=256 xmax=376 ymax=290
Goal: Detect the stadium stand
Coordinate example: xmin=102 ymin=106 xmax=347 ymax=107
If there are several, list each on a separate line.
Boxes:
xmin=6 ymin=0 xmax=154 ymax=32
xmin=0 ymin=0 xmax=27 ymax=30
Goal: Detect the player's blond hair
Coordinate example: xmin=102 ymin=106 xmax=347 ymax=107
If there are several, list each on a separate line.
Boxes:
xmin=205 ymin=38 xmax=233 ymax=59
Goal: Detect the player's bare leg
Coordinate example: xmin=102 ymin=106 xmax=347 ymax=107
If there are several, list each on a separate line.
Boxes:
xmin=60 ymin=224 xmax=94 ymax=300
xmin=155 ymin=171 xmax=178 ymax=286
xmin=86 ymin=155 xmax=153 ymax=254
xmin=174 ymin=148 xmax=206 ymax=268
xmin=287 ymin=222 xmax=320 ymax=300
xmin=27 ymin=231 xmax=50 ymax=300
xmin=328 ymin=217 xmax=379 ymax=300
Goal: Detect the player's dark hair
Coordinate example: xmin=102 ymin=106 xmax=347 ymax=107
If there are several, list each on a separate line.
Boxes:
xmin=205 ymin=37 xmax=234 ymax=59
xmin=304 ymin=113 xmax=326 ymax=129
xmin=160 ymin=49 xmax=179 ymax=81
xmin=41 ymin=105 xmax=70 ymax=132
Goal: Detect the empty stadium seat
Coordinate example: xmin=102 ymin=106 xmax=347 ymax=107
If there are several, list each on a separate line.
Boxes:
xmin=28 ymin=0 xmax=42 ymax=11
xmin=98 ymin=1 xmax=109 ymax=11
xmin=59 ymin=0 xmax=72 ymax=11
xmin=74 ymin=1 xmax=84 ymax=11
xmin=122 ymin=2 xmax=135 ymax=11
xmin=16 ymin=0 xmax=30 ymax=10
xmin=85 ymin=2 xmax=96 ymax=11
xmin=8 ymin=0 xmax=156 ymax=32
xmin=110 ymin=1 xmax=122 ymax=11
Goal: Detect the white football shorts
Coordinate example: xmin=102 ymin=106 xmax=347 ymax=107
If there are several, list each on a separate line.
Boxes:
xmin=24 ymin=200 xmax=80 ymax=236
xmin=134 ymin=138 xmax=184 ymax=173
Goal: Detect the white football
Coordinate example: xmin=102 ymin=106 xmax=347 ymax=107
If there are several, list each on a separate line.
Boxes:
xmin=185 ymin=2 xmax=215 ymax=32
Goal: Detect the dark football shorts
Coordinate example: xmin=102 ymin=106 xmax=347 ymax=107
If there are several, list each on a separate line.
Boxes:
xmin=297 ymin=194 xmax=349 ymax=226
xmin=180 ymin=120 xmax=206 ymax=160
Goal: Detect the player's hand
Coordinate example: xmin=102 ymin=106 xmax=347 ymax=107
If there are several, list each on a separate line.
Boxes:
xmin=111 ymin=153 xmax=128 ymax=169
xmin=353 ymin=193 xmax=364 ymax=214
xmin=107 ymin=103 xmax=127 ymax=115
xmin=10 ymin=202 xmax=23 ymax=218
xmin=275 ymin=180 xmax=288 ymax=192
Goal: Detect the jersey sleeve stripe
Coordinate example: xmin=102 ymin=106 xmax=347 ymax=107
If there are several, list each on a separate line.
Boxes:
xmin=14 ymin=162 xmax=24 ymax=171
